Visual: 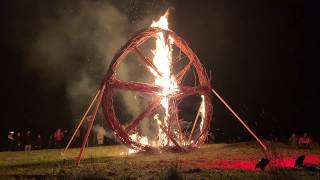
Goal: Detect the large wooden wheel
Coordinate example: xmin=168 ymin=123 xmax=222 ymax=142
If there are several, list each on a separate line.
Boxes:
xmin=101 ymin=27 xmax=213 ymax=151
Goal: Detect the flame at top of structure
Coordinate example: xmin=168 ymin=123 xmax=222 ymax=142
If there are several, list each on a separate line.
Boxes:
xmin=151 ymin=10 xmax=170 ymax=30
xmin=150 ymin=10 xmax=177 ymax=108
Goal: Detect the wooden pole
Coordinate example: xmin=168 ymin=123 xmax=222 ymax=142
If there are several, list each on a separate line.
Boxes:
xmin=174 ymin=109 xmax=185 ymax=144
xmin=61 ymin=89 xmax=101 ymax=155
xmin=159 ymin=123 xmax=185 ymax=152
xmin=188 ymin=104 xmax=201 ymax=143
xmin=76 ymin=85 xmax=106 ymax=165
xmin=211 ymin=88 xmax=267 ymax=151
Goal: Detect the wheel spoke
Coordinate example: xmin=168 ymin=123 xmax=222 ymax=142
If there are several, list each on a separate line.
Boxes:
xmin=169 ymin=99 xmax=186 ymax=144
xmin=176 ymin=60 xmax=193 ymax=84
xmin=111 ymin=79 xmax=163 ymax=94
xmin=133 ymin=47 xmax=163 ymax=78
xmin=125 ymin=99 xmax=161 ymax=133
xmin=172 ymin=54 xmax=188 ymax=65
xmin=158 ymin=122 xmax=185 ymax=151
xmin=177 ymin=85 xmax=211 ymax=99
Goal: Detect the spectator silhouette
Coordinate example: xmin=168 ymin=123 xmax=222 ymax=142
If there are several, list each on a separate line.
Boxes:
xmin=24 ymin=131 xmax=32 ymax=151
xmin=298 ymin=133 xmax=311 ymax=148
xmin=96 ymin=124 xmax=106 ymax=146
xmin=7 ymin=131 xmax=15 ymax=151
xmin=54 ymin=129 xmax=64 ymax=148
xmin=289 ymin=133 xmax=298 ymax=147
xmin=34 ymin=134 xmax=43 ymax=150
xmin=15 ymin=132 xmax=22 ymax=151
xmin=48 ymin=134 xmax=54 ymax=149
xmin=63 ymin=129 xmax=68 ymax=147
xmin=73 ymin=126 xmax=81 ymax=147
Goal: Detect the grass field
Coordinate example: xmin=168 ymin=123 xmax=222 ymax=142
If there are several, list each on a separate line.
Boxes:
xmin=0 ymin=142 xmax=319 ymax=179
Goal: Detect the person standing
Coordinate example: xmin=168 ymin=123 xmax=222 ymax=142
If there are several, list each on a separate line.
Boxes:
xmin=71 ymin=126 xmax=81 ymax=147
xmin=48 ymin=134 xmax=54 ymax=149
xmin=24 ymin=131 xmax=32 ymax=151
xmin=289 ymin=133 xmax=298 ymax=147
xmin=81 ymin=115 xmax=92 ymax=146
xmin=34 ymin=134 xmax=43 ymax=150
xmin=54 ymin=129 xmax=64 ymax=148
xmin=96 ymin=125 xmax=106 ymax=146
xmin=15 ymin=132 xmax=22 ymax=151
xmin=298 ymin=133 xmax=311 ymax=148
xmin=62 ymin=129 xmax=69 ymax=147
xmin=7 ymin=131 xmax=15 ymax=151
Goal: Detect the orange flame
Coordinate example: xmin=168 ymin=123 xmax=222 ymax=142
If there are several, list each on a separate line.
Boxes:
xmin=199 ymin=95 xmax=206 ymax=132
xmin=128 ymin=11 xmax=181 ymax=154
xmin=151 ymin=12 xmax=179 ymax=147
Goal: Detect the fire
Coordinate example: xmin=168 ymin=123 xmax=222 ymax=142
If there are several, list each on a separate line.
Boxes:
xmin=127 ymin=12 xmax=178 ymax=154
xmin=151 ymin=11 xmax=178 ymax=147
xmin=199 ymin=95 xmax=206 ymax=132
xmin=126 ymin=11 xmax=209 ymax=155
xmin=129 ymin=132 xmax=149 ymax=154
xmin=151 ymin=11 xmax=169 ymax=30
xmin=150 ymin=11 xmax=177 ymax=109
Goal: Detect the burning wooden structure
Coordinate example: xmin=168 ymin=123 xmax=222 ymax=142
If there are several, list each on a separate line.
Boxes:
xmin=62 ymin=13 xmax=267 ymax=165
xmin=102 ymin=26 xmax=213 ymax=152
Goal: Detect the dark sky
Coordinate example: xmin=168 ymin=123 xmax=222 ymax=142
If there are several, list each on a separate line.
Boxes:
xmin=1 ymin=0 xmax=309 ymax=147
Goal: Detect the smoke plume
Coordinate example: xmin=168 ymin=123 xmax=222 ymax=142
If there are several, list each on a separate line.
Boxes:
xmin=27 ymin=0 xmax=166 ymax=138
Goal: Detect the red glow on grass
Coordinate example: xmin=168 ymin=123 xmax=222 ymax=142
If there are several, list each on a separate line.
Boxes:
xmin=159 ymin=154 xmax=320 ymax=171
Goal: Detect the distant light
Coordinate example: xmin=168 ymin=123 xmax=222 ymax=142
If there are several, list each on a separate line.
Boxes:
xmin=9 ymin=131 xmax=14 ymax=134
xmin=255 ymin=158 xmax=270 ymax=170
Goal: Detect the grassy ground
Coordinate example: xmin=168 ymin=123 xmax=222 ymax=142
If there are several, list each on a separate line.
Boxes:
xmin=0 ymin=142 xmax=319 ymax=179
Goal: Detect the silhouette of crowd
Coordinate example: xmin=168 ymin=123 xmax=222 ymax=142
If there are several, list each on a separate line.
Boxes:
xmin=289 ymin=132 xmax=313 ymax=148
xmin=7 ymin=130 xmax=45 ymax=151
xmin=5 ymin=124 xmax=116 ymax=151
xmin=7 ymin=124 xmax=116 ymax=151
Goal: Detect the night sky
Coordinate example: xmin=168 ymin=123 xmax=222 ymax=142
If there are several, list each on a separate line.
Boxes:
xmin=1 ymin=0 xmax=310 ymax=148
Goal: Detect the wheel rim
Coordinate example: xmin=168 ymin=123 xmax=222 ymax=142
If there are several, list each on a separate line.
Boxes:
xmin=101 ymin=27 xmax=212 ymax=151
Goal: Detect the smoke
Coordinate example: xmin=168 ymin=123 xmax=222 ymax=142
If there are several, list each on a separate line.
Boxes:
xmin=28 ymin=1 xmax=134 ymax=116
xmin=27 ymin=0 xmax=170 ymax=140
